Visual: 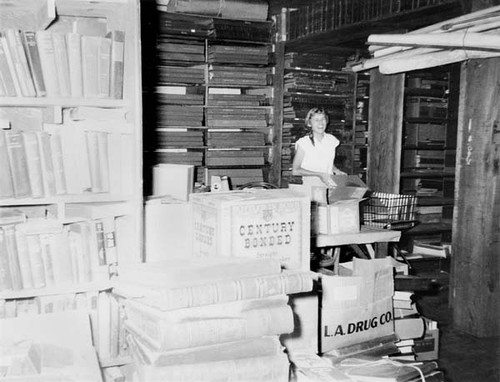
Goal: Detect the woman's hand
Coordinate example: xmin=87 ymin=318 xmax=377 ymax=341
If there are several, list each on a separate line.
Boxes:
xmin=333 ymin=168 xmax=347 ymax=176
xmin=321 ymin=173 xmax=336 ymax=187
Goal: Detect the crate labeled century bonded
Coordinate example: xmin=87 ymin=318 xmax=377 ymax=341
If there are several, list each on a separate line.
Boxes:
xmin=190 ymin=189 xmax=310 ymax=270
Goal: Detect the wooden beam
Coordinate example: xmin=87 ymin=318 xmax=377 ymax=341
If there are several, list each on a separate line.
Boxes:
xmin=368 ymin=31 xmax=500 ymax=51
xmin=451 ymin=57 xmax=500 ymax=337
xmin=367 ymin=69 xmax=404 ymax=193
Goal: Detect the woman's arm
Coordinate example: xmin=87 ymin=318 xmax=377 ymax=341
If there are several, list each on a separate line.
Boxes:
xmin=292 ymin=145 xmax=335 ymax=186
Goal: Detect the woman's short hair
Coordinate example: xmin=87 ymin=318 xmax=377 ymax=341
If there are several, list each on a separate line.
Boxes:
xmin=305 ymin=107 xmax=329 ymax=128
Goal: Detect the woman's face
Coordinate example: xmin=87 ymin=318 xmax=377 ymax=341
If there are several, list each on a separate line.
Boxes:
xmin=309 ymin=113 xmax=327 ymax=135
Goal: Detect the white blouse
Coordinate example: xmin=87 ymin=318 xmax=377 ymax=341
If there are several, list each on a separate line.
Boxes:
xmin=295 ymin=133 xmax=339 ymax=175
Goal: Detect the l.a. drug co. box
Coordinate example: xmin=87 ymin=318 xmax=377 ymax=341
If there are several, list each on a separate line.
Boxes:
xmin=190 ymin=189 xmax=310 ymax=270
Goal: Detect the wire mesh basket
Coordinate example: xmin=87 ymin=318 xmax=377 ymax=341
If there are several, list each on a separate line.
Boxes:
xmin=363 ymin=192 xmax=418 ymax=230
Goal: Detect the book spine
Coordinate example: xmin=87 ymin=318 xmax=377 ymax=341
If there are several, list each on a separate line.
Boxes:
xmin=36 ymin=131 xmax=57 ymax=197
xmin=5 ymin=29 xmax=36 ymax=97
xmin=2 ymin=225 xmax=23 ymax=290
xmin=13 ymin=230 xmax=34 ymax=289
xmin=5 ymin=130 xmax=31 ymax=198
xmin=134 ymin=353 xmax=290 ymax=382
xmin=51 ymin=32 xmax=71 ymax=97
xmin=97 ymin=37 xmax=111 ymax=98
xmin=47 ymin=132 xmax=67 ymax=195
xmin=21 ymin=31 xmax=47 ymax=97
xmin=65 ymin=33 xmax=83 ymax=98
xmin=81 ymin=35 xmax=100 ymax=98
xmin=139 ymin=271 xmax=313 ymax=311
xmin=106 ymin=30 xmax=125 ymax=99
xmin=0 ymin=129 xmax=15 ymax=199
xmin=125 ymin=302 xmax=294 ymax=351
xmin=25 ymin=233 xmax=46 ymax=288
xmin=0 ymin=32 xmax=20 ymax=96
xmin=22 ymin=131 xmax=45 ymax=198
xmin=0 ymin=228 xmax=13 ymax=290
xmin=35 ymin=30 xmax=59 ymax=97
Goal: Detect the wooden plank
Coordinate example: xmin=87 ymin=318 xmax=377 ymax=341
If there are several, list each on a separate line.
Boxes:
xmin=269 ymin=38 xmax=285 ymax=187
xmin=367 ymin=69 xmax=404 ymax=193
xmin=451 ymin=57 xmax=500 ymax=337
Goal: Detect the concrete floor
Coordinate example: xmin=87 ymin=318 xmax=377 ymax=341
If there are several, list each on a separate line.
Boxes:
xmin=414 ymin=272 xmax=500 ymax=382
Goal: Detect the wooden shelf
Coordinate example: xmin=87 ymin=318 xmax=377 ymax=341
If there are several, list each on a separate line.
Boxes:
xmin=0 ymin=97 xmax=129 ymax=108
xmin=405 ymin=117 xmax=449 ymax=124
xmin=404 ymin=88 xmax=448 ymax=97
xmin=400 ymin=170 xmax=455 ymax=178
xmin=406 ymin=222 xmax=452 ymax=236
xmin=0 ymin=281 xmax=113 ymax=300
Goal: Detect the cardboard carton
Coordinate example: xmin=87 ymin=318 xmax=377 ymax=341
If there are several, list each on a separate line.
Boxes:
xmin=190 ymin=189 xmax=310 ymax=270
xmin=320 ymin=258 xmax=395 ymax=353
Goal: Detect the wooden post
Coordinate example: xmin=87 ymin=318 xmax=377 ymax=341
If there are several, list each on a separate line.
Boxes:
xmin=367 ymin=69 xmax=404 ymax=193
xmin=269 ymin=18 xmax=285 ymax=187
xmin=451 ymin=57 xmax=500 ymax=337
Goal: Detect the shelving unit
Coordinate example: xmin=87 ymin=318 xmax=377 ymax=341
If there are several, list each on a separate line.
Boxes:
xmin=279 ymin=52 xmax=356 ymax=186
xmin=141 ymin=7 xmax=277 ymax=191
xmin=399 ymin=66 xmax=460 ymax=249
xmin=353 ymin=72 xmax=370 ymax=182
xmin=0 ymin=0 xmax=143 ymax=374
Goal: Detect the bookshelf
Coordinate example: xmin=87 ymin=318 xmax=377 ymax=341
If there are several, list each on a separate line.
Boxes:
xmin=279 ymin=52 xmax=357 ymax=186
xmin=141 ymin=7 xmax=278 ymax=192
xmin=0 ymin=0 xmax=142 ymax=371
xmin=399 ymin=66 xmax=459 ymax=250
xmin=353 ymin=72 xmax=370 ymax=182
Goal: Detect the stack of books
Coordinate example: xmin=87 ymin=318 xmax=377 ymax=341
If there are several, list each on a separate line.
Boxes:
xmin=154 ymin=150 xmax=204 ymax=167
xmin=155 ymin=105 xmax=204 ymax=127
xmin=208 ymin=65 xmax=270 ymax=87
xmin=116 ymin=257 xmax=314 ymax=381
xmin=205 ymin=149 xmax=265 ymax=166
xmin=207 ymin=44 xmax=270 ymax=66
xmin=205 ymin=107 xmax=268 ymax=128
xmin=155 ymin=38 xmax=205 ymax=65
xmin=390 ymin=290 xmax=440 ymax=363
xmin=212 ymin=18 xmax=271 ymax=42
xmin=154 ymin=129 xmax=204 ymax=149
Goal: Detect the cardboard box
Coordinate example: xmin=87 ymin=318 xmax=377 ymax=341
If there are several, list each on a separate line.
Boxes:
xmin=144 ymin=196 xmax=192 ymax=261
xmin=314 ymin=200 xmax=361 ymax=235
xmin=312 ymin=175 xmax=368 ymax=204
xmin=152 ymin=164 xmax=194 ymax=201
xmin=190 ymin=189 xmax=310 ymax=270
xmin=320 ymin=258 xmax=395 ymax=353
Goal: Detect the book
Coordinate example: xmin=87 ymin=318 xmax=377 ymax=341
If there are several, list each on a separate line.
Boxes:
xmin=4 ymin=29 xmax=36 ymax=97
xmin=20 ymin=31 xmax=46 ymax=97
xmin=116 ymin=257 xmax=283 ymax=289
xmin=51 ymin=32 xmax=71 ymax=97
xmin=0 ymin=32 xmax=19 ymax=96
xmin=127 ymin=332 xmax=284 ymax=367
xmin=5 ymin=130 xmax=31 ymax=198
xmin=114 ymin=269 xmax=313 ymax=311
xmin=81 ymin=35 xmax=100 ymax=98
xmin=323 ymin=333 xmax=399 ymax=359
xmin=394 ymin=303 xmax=420 ymax=319
xmin=36 ymin=131 xmax=56 ymax=197
xmin=394 ymin=317 xmax=426 ymax=340
xmin=133 ymin=352 xmax=290 ymax=382
xmin=124 ymin=295 xmax=294 ymax=351
xmin=13 ymin=229 xmax=34 ymax=289
xmin=345 ymin=360 xmax=439 ymax=382
xmin=1 ymin=225 xmax=23 ymax=290
xmin=22 ymin=131 xmax=44 ymax=198
xmin=0 ymin=227 xmax=13 ymax=290
xmin=412 ymin=241 xmax=449 ymax=258
xmin=35 ymin=30 xmax=59 ymax=97
xmin=66 ymin=33 xmax=83 ymax=97
xmin=0 ymin=129 xmax=15 ymax=199
xmin=47 ymin=131 xmax=67 ymax=195
xmin=97 ymin=36 xmax=111 ymax=98
xmin=106 ymin=30 xmax=125 ymax=99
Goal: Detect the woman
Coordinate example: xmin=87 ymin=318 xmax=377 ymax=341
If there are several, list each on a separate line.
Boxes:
xmin=292 ymin=107 xmax=346 ymax=188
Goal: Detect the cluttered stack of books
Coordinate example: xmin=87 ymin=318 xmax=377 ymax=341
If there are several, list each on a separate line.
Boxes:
xmin=114 ymin=257 xmax=314 ymax=381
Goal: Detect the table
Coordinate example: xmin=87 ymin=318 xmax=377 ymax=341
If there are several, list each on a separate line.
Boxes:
xmin=313 ymin=225 xmax=401 ymax=273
